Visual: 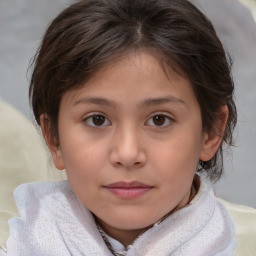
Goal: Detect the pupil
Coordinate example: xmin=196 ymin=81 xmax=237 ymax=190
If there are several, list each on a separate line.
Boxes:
xmin=153 ymin=115 xmax=165 ymax=126
xmin=93 ymin=115 xmax=105 ymax=126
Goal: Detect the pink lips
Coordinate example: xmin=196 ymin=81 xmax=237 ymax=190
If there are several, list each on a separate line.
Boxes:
xmin=104 ymin=181 xmax=153 ymax=199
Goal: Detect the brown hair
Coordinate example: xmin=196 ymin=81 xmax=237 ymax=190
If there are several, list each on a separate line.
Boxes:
xmin=29 ymin=0 xmax=237 ymax=181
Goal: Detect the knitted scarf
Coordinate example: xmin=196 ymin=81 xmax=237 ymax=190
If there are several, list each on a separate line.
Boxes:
xmin=7 ymin=180 xmax=236 ymax=256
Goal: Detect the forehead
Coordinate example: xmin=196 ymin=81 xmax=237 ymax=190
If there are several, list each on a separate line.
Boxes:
xmin=89 ymin=48 xmax=185 ymax=86
xmin=60 ymin=50 xmax=197 ymax=109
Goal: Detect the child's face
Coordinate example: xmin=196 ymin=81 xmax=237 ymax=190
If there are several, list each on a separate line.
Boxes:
xmin=50 ymin=50 xmax=212 ymax=239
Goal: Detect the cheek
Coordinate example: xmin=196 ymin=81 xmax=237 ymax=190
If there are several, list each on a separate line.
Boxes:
xmin=59 ymin=135 xmax=108 ymax=181
xmin=155 ymin=135 xmax=201 ymax=167
xmin=62 ymin=143 xmax=107 ymax=204
xmin=148 ymin=129 xmax=202 ymax=182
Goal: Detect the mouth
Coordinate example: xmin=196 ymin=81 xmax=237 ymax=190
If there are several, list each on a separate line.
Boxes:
xmin=103 ymin=181 xmax=154 ymax=199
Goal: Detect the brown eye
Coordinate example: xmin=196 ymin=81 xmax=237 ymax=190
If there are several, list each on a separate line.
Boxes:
xmin=85 ymin=114 xmax=110 ymax=127
xmin=92 ymin=115 xmax=105 ymax=126
xmin=153 ymin=115 xmax=166 ymax=126
xmin=146 ymin=114 xmax=172 ymax=128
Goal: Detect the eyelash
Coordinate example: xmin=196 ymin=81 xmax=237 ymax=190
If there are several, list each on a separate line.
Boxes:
xmin=145 ymin=114 xmax=173 ymax=128
xmin=83 ymin=114 xmax=111 ymax=127
xmin=83 ymin=113 xmax=174 ymax=128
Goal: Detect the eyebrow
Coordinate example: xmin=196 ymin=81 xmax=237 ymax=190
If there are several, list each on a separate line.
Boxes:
xmin=73 ymin=97 xmax=116 ymax=107
xmin=73 ymin=96 xmax=186 ymax=108
xmin=142 ymin=96 xmax=186 ymax=107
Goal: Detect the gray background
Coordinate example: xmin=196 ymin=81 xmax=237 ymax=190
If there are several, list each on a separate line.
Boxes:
xmin=0 ymin=0 xmax=256 ymax=208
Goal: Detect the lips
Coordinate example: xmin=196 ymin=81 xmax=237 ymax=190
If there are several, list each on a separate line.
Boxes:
xmin=103 ymin=181 xmax=153 ymax=199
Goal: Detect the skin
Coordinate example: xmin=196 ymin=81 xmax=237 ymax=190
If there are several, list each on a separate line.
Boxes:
xmin=41 ymin=50 xmax=228 ymax=246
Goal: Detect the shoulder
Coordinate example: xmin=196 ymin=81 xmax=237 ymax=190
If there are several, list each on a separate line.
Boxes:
xmin=14 ymin=180 xmax=70 ymax=196
xmin=13 ymin=180 xmax=72 ymax=218
xmin=0 ymin=248 xmax=6 ymax=256
xmin=14 ymin=180 xmax=70 ymax=200
xmin=219 ymin=198 xmax=256 ymax=256
xmin=0 ymin=181 xmax=71 ymax=252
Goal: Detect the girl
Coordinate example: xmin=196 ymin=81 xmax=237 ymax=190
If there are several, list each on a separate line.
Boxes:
xmin=6 ymin=0 xmax=238 ymax=255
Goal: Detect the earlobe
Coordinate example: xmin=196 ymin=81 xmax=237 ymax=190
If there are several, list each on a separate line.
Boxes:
xmin=40 ymin=114 xmax=65 ymax=170
xmin=200 ymin=105 xmax=229 ymax=161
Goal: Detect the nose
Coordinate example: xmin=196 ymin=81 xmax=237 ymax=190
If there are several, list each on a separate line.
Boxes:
xmin=109 ymin=125 xmax=147 ymax=169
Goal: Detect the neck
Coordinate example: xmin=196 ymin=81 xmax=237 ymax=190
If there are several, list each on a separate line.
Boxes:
xmin=96 ymin=219 xmax=149 ymax=247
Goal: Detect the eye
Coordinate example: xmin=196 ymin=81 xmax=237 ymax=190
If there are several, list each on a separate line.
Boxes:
xmin=146 ymin=114 xmax=173 ymax=128
xmin=84 ymin=114 xmax=111 ymax=127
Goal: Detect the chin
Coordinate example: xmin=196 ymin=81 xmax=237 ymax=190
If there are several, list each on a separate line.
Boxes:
xmin=104 ymin=214 xmax=158 ymax=231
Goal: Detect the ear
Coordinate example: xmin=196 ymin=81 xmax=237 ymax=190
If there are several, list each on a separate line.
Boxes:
xmin=200 ymin=105 xmax=229 ymax=161
xmin=40 ymin=114 xmax=65 ymax=170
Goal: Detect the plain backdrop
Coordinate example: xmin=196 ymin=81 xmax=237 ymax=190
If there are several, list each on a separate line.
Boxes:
xmin=0 ymin=0 xmax=256 ymax=208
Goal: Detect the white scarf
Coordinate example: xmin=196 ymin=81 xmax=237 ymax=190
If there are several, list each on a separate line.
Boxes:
xmin=7 ymin=180 xmax=236 ymax=256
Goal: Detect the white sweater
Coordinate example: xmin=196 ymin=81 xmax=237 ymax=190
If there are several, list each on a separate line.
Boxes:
xmin=6 ymin=180 xmax=236 ymax=256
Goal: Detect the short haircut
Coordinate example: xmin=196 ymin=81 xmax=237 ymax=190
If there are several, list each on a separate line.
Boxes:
xmin=29 ymin=0 xmax=237 ymax=181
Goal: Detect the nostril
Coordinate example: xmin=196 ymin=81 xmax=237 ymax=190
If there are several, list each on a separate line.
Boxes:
xmin=116 ymin=162 xmax=123 ymax=167
xmin=109 ymin=148 xmax=147 ymax=168
xmin=134 ymin=162 xmax=141 ymax=166
xmin=115 ymin=161 xmax=142 ymax=168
